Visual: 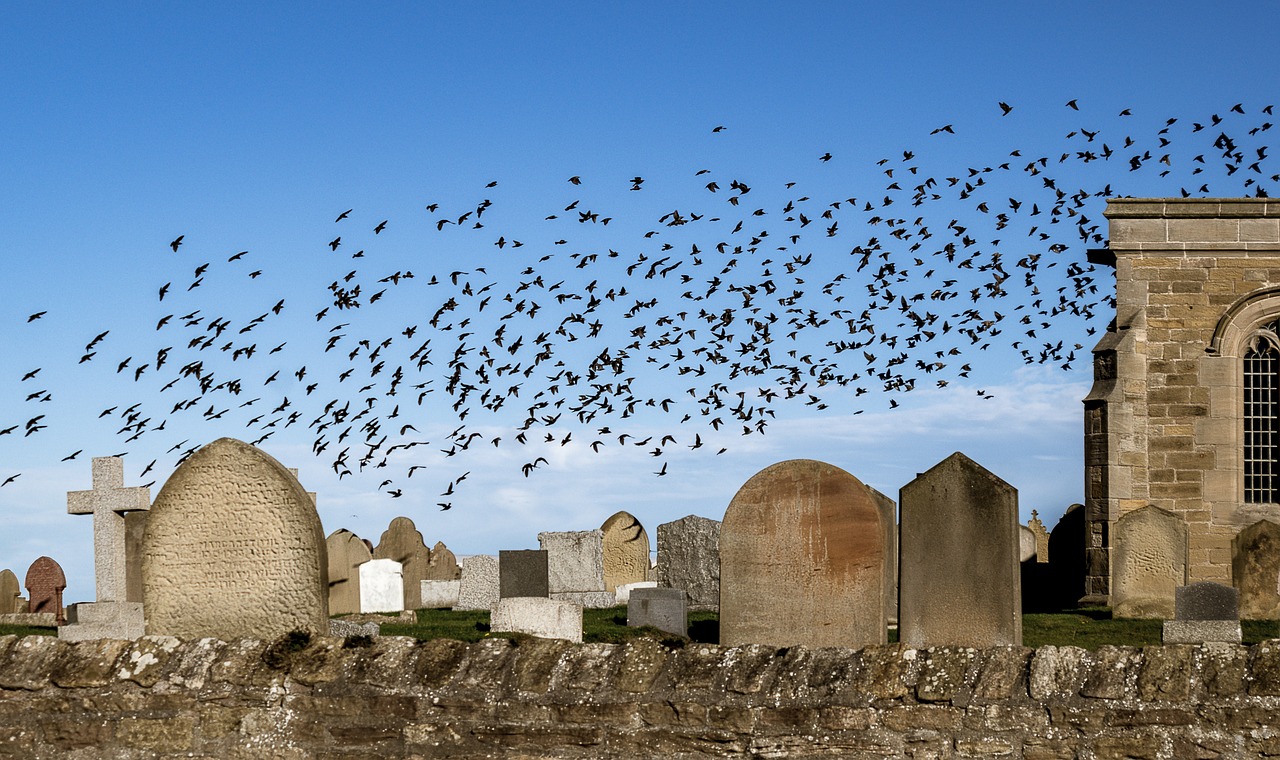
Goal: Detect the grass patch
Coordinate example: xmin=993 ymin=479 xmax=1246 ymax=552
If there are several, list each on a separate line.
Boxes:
xmin=0 ymin=624 xmax=56 ymax=638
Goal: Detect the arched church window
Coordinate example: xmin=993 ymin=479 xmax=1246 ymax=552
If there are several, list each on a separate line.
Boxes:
xmin=1244 ymin=321 xmax=1280 ymax=503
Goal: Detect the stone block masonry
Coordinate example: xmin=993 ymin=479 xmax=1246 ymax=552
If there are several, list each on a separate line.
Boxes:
xmin=3 ymin=634 xmax=1280 ymax=757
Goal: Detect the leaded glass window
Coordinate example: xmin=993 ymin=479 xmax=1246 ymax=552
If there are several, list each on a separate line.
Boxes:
xmin=1245 ymin=322 xmax=1280 ymax=503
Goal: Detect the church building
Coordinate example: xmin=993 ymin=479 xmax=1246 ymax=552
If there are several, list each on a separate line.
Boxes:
xmin=1086 ymin=198 xmax=1280 ymax=608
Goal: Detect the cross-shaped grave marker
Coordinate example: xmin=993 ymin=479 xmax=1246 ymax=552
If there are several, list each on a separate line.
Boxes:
xmin=67 ymin=457 xmax=151 ymax=603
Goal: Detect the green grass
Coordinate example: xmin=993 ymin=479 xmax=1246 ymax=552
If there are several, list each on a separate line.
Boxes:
xmin=0 ymin=624 xmax=56 ymax=638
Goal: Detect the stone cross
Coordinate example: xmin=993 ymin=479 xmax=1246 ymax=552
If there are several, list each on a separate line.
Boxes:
xmin=67 ymin=457 xmax=151 ymax=603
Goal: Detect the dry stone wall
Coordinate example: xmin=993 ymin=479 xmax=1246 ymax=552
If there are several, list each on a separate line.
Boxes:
xmin=4 ymin=633 xmax=1280 ymax=758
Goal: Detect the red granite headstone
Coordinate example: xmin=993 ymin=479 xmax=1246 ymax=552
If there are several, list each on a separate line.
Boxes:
xmin=24 ymin=556 xmax=66 ymax=625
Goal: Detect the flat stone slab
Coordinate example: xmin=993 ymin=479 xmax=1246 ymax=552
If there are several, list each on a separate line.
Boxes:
xmin=420 ymin=580 xmax=461 ymax=609
xmin=1162 ymin=620 xmax=1243 ymax=644
xmin=550 ymin=591 xmax=617 ymax=609
xmin=490 ymin=597 xmax=582 ymax=643
xmin=328 ymin=618 xmax=380 ymax=638
xmin=359 ymin=559 xmax=405 ymax=614
xmin=499 ymin=550 xmax=549 ymax=598
xmin=628 ymin=587 xmax=687 ymax=637
xmin=58 ymin=601 xmax=144 ymax=641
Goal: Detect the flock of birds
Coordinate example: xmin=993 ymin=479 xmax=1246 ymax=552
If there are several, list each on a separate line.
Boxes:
xmin=3 ymin=100 xmax=1277 ymax=509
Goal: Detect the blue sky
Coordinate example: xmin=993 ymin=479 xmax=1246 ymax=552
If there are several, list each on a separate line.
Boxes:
xmin=2 ymin=3 xmax=1277 ymax=604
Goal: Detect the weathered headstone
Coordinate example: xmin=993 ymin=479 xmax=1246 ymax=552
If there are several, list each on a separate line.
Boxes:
xmin=1028 ymin=510 xmax=1050 ymax=563
xmin=142 ymin=437 xmax=329 ymax=639
xmin=600 ymin=511 xmax=651 ymax=593
xmin=66 ymin=457 xmax=151 ymax=603
xmin=373 ymin=517 xmax=432 ymax=609
xmin=720 ymin=459 xmax=885 ymax=648
xmin=0 ymin=570 xmax=20 ymax=615
xmin=499 ymin=550 xmax=549 ymax=598
xmin=426 ymin=541 xmax=461 ymax=581
xmin=656 ymin=515 xmax=721 ymax=610
xmin=456 ymin=555 xmax=500 ymax=610
xmin=1019 ymin=525 xmax=1038 ymax=563
xmin=899 ymin=452 xmax=1021 ymax=647
xmin=868 ymin=488 xmax=899 ymax=627
xmin=124 ymin=511 xmax=147 ymax=603
xmin=538 ymin=530 xmax=614 ymax=607
xmin=25 ymin=556 xmax=66 ymax=625
xmin=490 ymin=597 xmax=582 ymax=643
xmin=1233 ymin=520 xmax=1280 ymax=620
xmin=627 ymin=587 xmax=687 ymax=637
xmin=1111 ymin=505 xmax=1187 ymax=619
xmin=326 ymin=529 xmax=373 ymax=616
xmin=420 ymin=580 xmax=461 ymax=609
xmin=1163 ymin=581 xmax=1242 ymax=643
xmin=359 ymin=558 xmax=405 ymax=614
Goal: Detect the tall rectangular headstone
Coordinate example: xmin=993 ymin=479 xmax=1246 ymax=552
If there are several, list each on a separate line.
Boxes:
xmin=1232 ymin=520 xmax=1280 ymax=620
xmin=499 ymin=550 xmax=549 ymax=598
xmin=656 ymin=515 xmax=720 ymax=611
xmin=456 ymin=555 xmax=500 ymax=610
xmin=899 ymin=452 xmax=1021 ymax=647
xmin=1111 ymin=505 xmax=1187 ymax=619
xmin=142 ymin=438 xmax=329 ymax=639
xmin=720 ymin=459 xmax=885 ymax=648
xmin=538 ymin=530 xmax=614 ymax=608
xmin=359 ymin=558 xmax=405 ymax=614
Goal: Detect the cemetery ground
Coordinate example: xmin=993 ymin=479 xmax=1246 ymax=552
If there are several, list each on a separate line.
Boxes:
xmin=3 ymin=607 xmax=1276 ymax=650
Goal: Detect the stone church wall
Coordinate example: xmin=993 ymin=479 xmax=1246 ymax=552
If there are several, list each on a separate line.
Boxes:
xmin=3 ymin=633 xmax=1280 ymax=757
xmin=1087 ymin=198 xmax=1280 ymax=602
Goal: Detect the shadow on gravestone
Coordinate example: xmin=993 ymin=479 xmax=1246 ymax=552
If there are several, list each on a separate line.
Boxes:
xmin=25 ymin=556 xmax=66 ymax=625
xmin=326 ymin=528 xmax=373 ymax=616
xmin=1233 ymin=520 xmax=1280 ymax=620
xmin=1035 ymin=504 xmax=1086 ymax=613
xmin=600 ymin=511 xmax=651 ymax=594
xmin=720 ymin=459 xmax=884 ymax=649
xmin=899 ymin=452 xmax=1021 ymax=647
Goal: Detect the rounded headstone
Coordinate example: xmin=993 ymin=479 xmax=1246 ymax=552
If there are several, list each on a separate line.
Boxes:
xmin=427 ymin=541 xmax=461 ymax=581
xmin=142 ymin=438 xmax=329 ymax=639
xmin=1232 ymin=520 xmax=1280 ymax=620
xmin=0 ymin=569 xmax=19 ymax=615
xmin=373 ymin=517 xmax=432 ymax=609
xmin=25 ymin=556 xmax=66 ymax=622
xmin=600 ymin=511 xmax=651 ymax=593
xmin=720 ymin=459 xmax=885 ymax=648
xmin=326 ymin=529 xmax=373 ymax=616
xmin=1111 ymin=505 xmax=1188 ymax=619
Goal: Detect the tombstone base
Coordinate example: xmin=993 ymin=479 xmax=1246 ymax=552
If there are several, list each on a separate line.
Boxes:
xmin=491 ymin=598 xmax=582 ymax=643
xmin=420 ymin=580 xmax=461 ymax=609
xmin=1162 ymin=620 xmax=1242 ymax=644
xmin=328 ymin=618 xmax=380 ymax=638
xmin=551 ymin=591 xmax=617 ymax=609
xmin=0 ymin=612 xmax=58 ymax=627
xmin=627 ymin=588 xmax=687 ymax=637
xmin=58 ymin=602 xmax=144 ymax=641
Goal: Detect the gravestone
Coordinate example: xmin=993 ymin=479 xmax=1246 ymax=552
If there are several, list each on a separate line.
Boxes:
xmin=426 ymin=541 xmax=461 ymax=581
xmin=720 ymin=459 xmax=885 ymax=648
xmin=1044 ymin=504 xmax=1086 ymax=611
xmin=627 ymin=587 xmax=687 ymax=637
xmin=899 ymin=452 xmax=1021 ymax=647
xmin=615 ymin=581 xmax=658 ymax=605
xmin=1111 ymin=505 xmax=1187 ymax=619
xmin=1028 ymin=510 xmax=1050 ymax=563
xmin=373 ymin=517 xmax=432 ymax=609
xmin=490 ymin=597 xmax=582 ymax=643
xmin=326 ymin=529 xmax=373 ymax=616
xmin=1019 ymin=526 xmax=1038 ymax=562
xmin=499 ymin=550 xmax=549 ymax=598
xmin=63 ymin=456 xmax=152 ymax=640
xmin=66 ymin=457 xmax=151 ymax=602
xmin=656 ymin=515 xmax=721 ymax=610
xmin=25 ymin=556 xmax=66 ymax=625
xmin=0 ymin=570 xmax=19 ymax=615
xmin=1163 ymin=581 xmax=1242 ymax=643
xmin=142 ymin=437 xmax=329 ymax=639
xmin=359 ymin=558 xmax=405 ymax=613
xmin=868 ymin=488 xmax=899 ymax=626
xmin=1233 ymin=520 xmax=1280 ymax=620
xmin=600 ymin=511 xmax=652 ymax=593
xmin=456 ymin=554 xmax=500 ymax=610
xmin=420 ymin=580 xmax=461 ymax=609
xmin=538 ymin=530 xmax=614 ymax=607
xmin=124 ymin=511 xmax=147 ymax=603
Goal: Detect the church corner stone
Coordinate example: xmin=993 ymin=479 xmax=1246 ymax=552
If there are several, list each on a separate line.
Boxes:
xmin=141 ymin=437 xmax=329 ymax=639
